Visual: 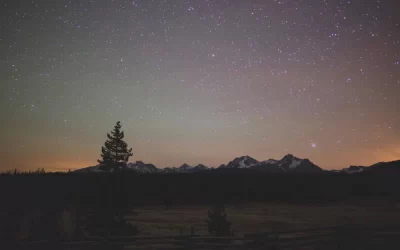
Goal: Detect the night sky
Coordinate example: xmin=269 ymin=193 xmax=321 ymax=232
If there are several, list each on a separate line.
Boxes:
xmin=1 ymin=0 xmax=399 ymax=171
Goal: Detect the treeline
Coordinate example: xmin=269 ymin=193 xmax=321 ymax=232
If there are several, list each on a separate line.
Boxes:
xmin=1 ymin=168 xmax=47 ymax=175
xmin=2 ymin=172 xmax=400 ymax=208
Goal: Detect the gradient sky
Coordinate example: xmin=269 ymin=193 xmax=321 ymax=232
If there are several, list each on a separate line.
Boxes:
xmin=1 ymin=0 xmax=399 ymax=171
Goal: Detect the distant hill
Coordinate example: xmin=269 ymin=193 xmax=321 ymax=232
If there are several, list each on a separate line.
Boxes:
xmin=73 ymin=165 xmax=105 ymax=173
xmin=336 ymin=160 xmax=400 ymax=174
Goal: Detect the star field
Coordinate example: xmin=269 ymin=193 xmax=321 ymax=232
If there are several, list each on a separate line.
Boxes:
xmin=1 ymin=0 xmax=399 ymax=171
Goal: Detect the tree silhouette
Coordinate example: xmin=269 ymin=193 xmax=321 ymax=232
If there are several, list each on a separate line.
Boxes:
xmin=206 ymin=204 xmax=233 ymax=237
xmin=98 ymin=121 xmax=133 ymax=172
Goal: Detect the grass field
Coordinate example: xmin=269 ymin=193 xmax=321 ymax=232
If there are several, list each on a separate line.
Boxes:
xmin=128 ymin=200 xmax=400 ymax=236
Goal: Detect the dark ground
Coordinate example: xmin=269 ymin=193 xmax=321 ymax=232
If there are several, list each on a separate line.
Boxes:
xmin=1 ymin=172 xmax=400 ymax=249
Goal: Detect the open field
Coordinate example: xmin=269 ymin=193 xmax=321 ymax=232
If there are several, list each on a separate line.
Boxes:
xmin=130 ymin=201 xmax=400 ymax=236
xmin=13 ymin=201 xmax=400 ymax=250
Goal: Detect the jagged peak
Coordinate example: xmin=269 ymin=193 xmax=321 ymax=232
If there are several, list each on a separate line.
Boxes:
xmin=194 ymin=164 xmax=208 ymax=169
xmin=179 ymin=163 xmax=192 ymax=169
xmin=231 ymin=155 xmax=258 ymax=162
xmin=225 ymin=155 xmax=259 ymax=168
xmin=281 ymin=154 xmax=298 ymax=160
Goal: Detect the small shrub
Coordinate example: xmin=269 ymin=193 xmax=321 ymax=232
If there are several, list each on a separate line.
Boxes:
xmin=206 ymin=204 xmax=233 ymax=237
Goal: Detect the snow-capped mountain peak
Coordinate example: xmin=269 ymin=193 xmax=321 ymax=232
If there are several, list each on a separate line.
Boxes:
xmin=127 ymin=161 xmax=159 ymax=173
xmin=216 ymin=154 xmax=321 ymax=173
xmin=250 ymin=154 xmax=322 ymax=173
xmin=225 ymin=155 xmax=259 ymax=168
xmin=279 ymin=154 xmax=303 ymax=168
xmin=262 ymin=159 xmax=278 ymax=165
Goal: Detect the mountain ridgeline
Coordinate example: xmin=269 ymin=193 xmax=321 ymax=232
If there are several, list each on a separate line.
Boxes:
xmin=76 ymin=154 xmax=400 ymax=175
xmin=334 ymin=160 xmax=400 ymax=174
xmin=76 ymin=154 xmax=323 ymax=174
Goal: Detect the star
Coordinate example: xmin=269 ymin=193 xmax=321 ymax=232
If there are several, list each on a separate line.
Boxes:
xmin=1 ymin=0 xmax=399 ymax=172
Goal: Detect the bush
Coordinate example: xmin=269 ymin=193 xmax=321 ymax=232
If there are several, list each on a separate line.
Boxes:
xmin=206 ymin=204 xmax=233 ymax=237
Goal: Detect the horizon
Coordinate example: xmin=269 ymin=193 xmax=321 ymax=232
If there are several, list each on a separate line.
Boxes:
xmin=1 ymin=1 xmax=400 ymax=172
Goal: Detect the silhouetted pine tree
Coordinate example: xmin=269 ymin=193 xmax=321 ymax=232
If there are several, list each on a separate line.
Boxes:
xmin=89 ymin=123 xmax=137 ymax=238
xmin=98 ymin=121 xmax=133 ymax=172
xmin=206 ymin=204 xmax=233 ymax=237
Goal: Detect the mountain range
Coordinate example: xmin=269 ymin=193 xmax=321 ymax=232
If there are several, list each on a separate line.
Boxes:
xmin=75 ymin=154 xmax=327 ymax=174
xmin=216 ymin=154 xmax=322 ymax=173
xmin=75 ymin=154 xmax=400 ymax=174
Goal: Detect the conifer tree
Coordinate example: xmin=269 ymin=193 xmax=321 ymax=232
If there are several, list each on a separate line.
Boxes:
xmin=98 ymin=121 xmax=133 ymax=172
